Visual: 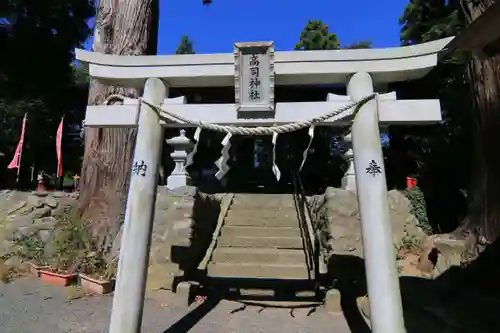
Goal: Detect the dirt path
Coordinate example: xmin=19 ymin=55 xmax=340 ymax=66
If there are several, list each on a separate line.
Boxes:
xmin=0 ymin=278 xmax=352 ymax=333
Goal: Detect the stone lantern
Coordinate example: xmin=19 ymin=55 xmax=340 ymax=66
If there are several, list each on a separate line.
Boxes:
xmin=166 ymin=129 xmax=194 ymax=190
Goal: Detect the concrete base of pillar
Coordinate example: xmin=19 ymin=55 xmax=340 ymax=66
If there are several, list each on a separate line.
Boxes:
xmin=324 ymin=289 xmax=342 ymax=313
xmin=175 ymin=281 xmax=196 ymax=305
xmin=356 ymin=296 xmax=371 ymax=324
xmin=167 ymin=174 xmax=192 ymax=190
xmin=341 ymin=174 xmax=357 ymax=192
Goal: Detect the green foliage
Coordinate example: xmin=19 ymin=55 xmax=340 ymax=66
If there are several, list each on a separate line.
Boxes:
xmin=11 ymin=234 xmax=46 ymax=264
xmin=397 ymin=233 xmax=424 ymax=252
xmin=49 ymin=209 xmax=108 ymax=275
xmin=176 ymin=35 xmax=195 ymax=54
xmin=0 ymin=0 xmax=92 ymax=187
xmin=399 ymin=0 xmax=462 ymax=46
xmin=343 ymin=40 xmax=373 ymax=49
xmin=295 ymin=20 xmax=340 ymax=50
xmin=386 ymin=0 xmax=472 ymax=232
xmin=293 ymin=20 xmax=371 ymax=188
xmin=405 ymin=186 xmax=432 ymax=234
xmin=72 ymin=65 xmax=90 ymax=86
xmin=10 ymin=209 xmax=115 ymax=278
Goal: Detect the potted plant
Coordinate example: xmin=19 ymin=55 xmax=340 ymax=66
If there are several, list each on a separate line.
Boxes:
xmin=37 ymin=211 xmax=88 ymax=287
xmin=39 ymin=258 xmax=78 ymax=287
xmin=79 ymin=256 xmax=117 ymax=295
xmin=27 ymin=261 xmax=50 ymax=277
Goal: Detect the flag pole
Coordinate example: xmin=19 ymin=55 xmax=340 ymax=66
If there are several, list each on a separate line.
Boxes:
xmin=56 ymin=116 xmax=64 ymax=190
xmin=16 ymin=113 xmax=27 ymax=184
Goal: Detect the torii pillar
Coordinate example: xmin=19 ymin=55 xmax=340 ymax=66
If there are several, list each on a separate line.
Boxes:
xmin=349 ymin=72 xmax=405 ymax=333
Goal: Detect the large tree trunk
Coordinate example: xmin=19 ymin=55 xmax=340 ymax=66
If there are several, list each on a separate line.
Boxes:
xmin=78 ymin=0 xmax=159 ymax=253
xmin=459 ymin=0 xmax=500 ymax=261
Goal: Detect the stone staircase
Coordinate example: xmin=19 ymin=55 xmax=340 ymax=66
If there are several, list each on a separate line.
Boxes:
xmin=205 ymin=193 xmax=320 ymax=304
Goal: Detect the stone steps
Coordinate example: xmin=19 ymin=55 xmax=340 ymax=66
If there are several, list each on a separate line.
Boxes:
xmin=212 ymin=247 xmax=306 ymax=265
xmin=204 ymin=192 xmax=317 ymax=301
xmin=217 ymin=235 xmax=304 ymax=249
xmin=225 ymin=208 xmax=297 ymax=219
xmin=220 ymin=225 xmax=302 ymax=238
xmin=224 ymin=215 xmax=299 ymax=227
xmin=207 ymin=262 xmax=310 ymax=279
xmin=230 ymin=194 xmax=296 ymax=209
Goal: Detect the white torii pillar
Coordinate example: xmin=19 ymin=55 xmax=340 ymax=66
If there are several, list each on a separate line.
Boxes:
xmin=109 ymin=77 xmax=168 ymax=333
xmin=348 ymin=72 xmax=405 ymax=333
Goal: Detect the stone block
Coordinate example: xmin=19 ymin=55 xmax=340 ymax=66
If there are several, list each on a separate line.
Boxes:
xmin=45 ymin=196 xmax=58 ymax=208
xmin=324 ymin=289 xmax=342 ymax=313
xmin=51 ymin=207 xmax=67 ymax=218
xmin=16 ymin=226 xmax=38 ymax=237
xmin=417 ymin=233 xmax=466 ymax=278
xmin=9 ymin=216 xmax=34 ymax=229
xmin=172 ymin=218 xmax=194 ymax=237
xmin=51 ymin=191 xmax=67 ymax=198
xmin=153 ymin=209 xmax=169 ymax=225
xmin=27 ymin=195 xmax=44 ymax=208
xmin=39 ymin=230 xmax=52 ymax=242
xmin=175 ymin=281 xmax=194 ymax=305
xmin=29 ymin=207 xmax=51 ymax=219
xmin=7 ymin=201 xmax=27 ymax=215
xmin=33 ymin=217 xmax=58 ymax=230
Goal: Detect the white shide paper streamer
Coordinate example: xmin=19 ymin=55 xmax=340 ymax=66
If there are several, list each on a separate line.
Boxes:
xmin=185 ymin=127 xmax=201 ymax=169
xmin=272 ymin=132 xmax=281 ymax=181
xmin=299 ymin=125 xmax=315 ymax=171
xmin=215 ymin=132 xmax=232 ymax=180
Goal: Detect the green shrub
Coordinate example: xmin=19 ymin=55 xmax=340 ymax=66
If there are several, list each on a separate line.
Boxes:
xmin=405 ymin=186 xmax=432 ymax=235
xmin=10 ymin=208 xmax=115 ymax=278
xmin=11 ymin=234 xmax=46 ymax=264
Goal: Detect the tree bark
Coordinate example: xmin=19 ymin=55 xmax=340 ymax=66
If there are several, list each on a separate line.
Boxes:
xmin=78 ymin=0 xmax=159 ymax=253
xmin=459 ymin=0 xmax=500 ymax=260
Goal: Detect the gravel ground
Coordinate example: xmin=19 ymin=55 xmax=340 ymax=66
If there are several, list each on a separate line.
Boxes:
xmin=0 ymin=278 xmax=353 ymax=333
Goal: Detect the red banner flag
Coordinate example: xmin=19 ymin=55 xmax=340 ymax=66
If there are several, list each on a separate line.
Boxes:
xmin=56 ymin=117 xmax=64 ymax=177
xmin=7 ymin=113 xmax=27 ymax=171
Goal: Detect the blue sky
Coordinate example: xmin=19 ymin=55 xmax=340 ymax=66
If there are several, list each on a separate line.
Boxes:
xmin=85 ymin=0 xmax=409 ymax=54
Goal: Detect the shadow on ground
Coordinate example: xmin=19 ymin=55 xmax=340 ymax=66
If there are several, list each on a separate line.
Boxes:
xmin=327 ymin=241 xmax=500 ymax=333
xmin=161 ymin=294 xmax=221 ymax=333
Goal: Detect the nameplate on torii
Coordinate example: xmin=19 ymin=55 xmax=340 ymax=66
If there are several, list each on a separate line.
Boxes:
xmin=234 ymin=41 xmax=275 ymax=112
xmin=83 ymin=92 xmax=442 ymax=128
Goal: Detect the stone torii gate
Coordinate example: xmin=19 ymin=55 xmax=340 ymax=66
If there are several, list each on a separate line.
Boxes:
xmin=76 ymin=37 xmax=452 ymax=333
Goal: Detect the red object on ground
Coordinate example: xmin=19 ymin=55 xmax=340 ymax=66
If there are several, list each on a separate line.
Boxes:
xmin=406 ymin=177 xmax=417 ymax=189
xmin=39 ymin=269 xmax=77 ymax=287
xmin=37 ymin=177 xmax=45 ymax=192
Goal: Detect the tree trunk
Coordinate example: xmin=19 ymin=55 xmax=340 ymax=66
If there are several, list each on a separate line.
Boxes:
xmin=78 ymin=0 xmax=159 ymax=253
xmin=459 ymin=0 xmax=500 ymax=261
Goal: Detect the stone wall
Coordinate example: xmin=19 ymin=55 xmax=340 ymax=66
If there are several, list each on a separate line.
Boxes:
xmin=147 ymin=186 xmax=221 ymax=291
xmin=308 ymin=187 xmax=427 ymax=260
xmin=0 ymin=190 xmax=77 ymax=260
xmin=0 ymin=187 xmax=222 ymax=292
